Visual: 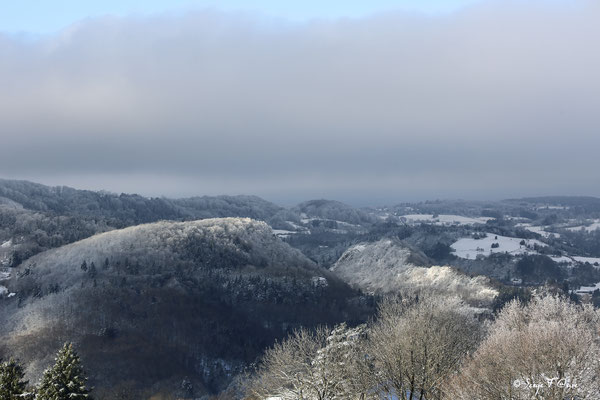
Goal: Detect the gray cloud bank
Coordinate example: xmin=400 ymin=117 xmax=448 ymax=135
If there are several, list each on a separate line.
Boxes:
xmin=1 ymin=0 xmax=599 ymax=204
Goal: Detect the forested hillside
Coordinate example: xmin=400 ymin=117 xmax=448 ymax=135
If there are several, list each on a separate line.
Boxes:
xmin=0 ymin=218 xmax=372 ymax=398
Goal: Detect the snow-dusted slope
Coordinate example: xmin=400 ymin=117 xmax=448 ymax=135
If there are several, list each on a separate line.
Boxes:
xmin=331 ymin=239 xmax=497 ymax=305
xmin=11 ymin=218 xmax=316 ymax=290
xmin=331 ymin=239 xmax=430 ymax=292
xmin=0 ymin=218 xmax=366 ymax=398
xmin=399 ymin=266 xmax=498 ymax=304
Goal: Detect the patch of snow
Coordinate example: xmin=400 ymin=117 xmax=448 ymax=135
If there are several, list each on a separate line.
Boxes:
xmin=0 ymin=270 xmax=10 ymax=281
xmin=516 ymin=223 xmax=560 ymax=238
xmin=400 ymin=214 xmax=493 ymax=226
xmin=548 ymin=256 xmax=600 ymax=268
xmin=352 ymin=244 xmax=367 ymax=252
xmin=329 ymin=229 xmax=349 ymax=234
xmin=451 ymin=233 xmax=545 ymax=260
xmin=505 ymin=217 xmax=529 ymax=222
xmin=0 ymin=271 xmax=15 ymax=297
xmin=575 ymin=282 xmax=600 ymax=294
xmin=285 ymin=221 xmax=307 ymax=231
xmin=311 ymin=276 xmax=329 ymax=288
xmin=335 ymin=220 xmax=361 ymax=228
xmin=535 ymin=205 xmax=570 ymax=210
xmin=0 ymin=256 xmax=9 ymax=267
xmin=550 ymin=256 xmax=574 ymax=265
xmin=299 ymin=213 xmax=312 ymax=224
xmin=572 ymin=256 xmax=600 ymax=266
xmin=1 ymin=240 xmax=14 ymax=266
xmin=566 ymin=220 xmax=600 ymax=232
xmin=272 ymin=229 xmax=296 ymax=239
xmin=377 ymin=212 xmax=391 ymax=220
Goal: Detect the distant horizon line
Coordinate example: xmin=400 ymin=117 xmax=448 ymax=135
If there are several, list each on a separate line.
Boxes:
xmin=1 ymin=176 xmax=598 ymax=209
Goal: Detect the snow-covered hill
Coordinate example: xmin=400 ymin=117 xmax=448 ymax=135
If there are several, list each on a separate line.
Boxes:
xmin=0 ymin=218 xmax=368 ymax=398
xmin=10 ymin=218 xmax=318 ymax=290
xmin=331 ymin=239 xmax=430 ymax=291
xmin=331 ymin=239 xmax=497 ymax=305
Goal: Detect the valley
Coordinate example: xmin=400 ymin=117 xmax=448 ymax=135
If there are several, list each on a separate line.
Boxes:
xmin=1 ymin=180 xmax=600 ymax=398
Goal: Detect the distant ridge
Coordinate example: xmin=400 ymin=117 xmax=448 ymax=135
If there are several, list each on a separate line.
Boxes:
xmin=0 ymin=178 xmax=284 ymax=224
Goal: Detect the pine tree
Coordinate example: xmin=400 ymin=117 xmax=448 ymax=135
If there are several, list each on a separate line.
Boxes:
xmin=0 ymin=358 xmax=28 ymax=399
xmin=88 ymin=262 xmax=97 ymax=279
xmin=36 ymin=343 xmax=92 ymax=400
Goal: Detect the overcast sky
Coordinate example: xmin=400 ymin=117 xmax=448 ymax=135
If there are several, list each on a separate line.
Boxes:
xmin=1 ymin=0 xmax=599 ymax=205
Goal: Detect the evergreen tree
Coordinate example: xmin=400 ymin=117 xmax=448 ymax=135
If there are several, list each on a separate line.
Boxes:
xmin=88 ymin=262 xmax=97 ymax=279
xmin=36 ymin=343 xmax=92 ymax=400
xmin=0 ymin=358 xmax=28 ymax=399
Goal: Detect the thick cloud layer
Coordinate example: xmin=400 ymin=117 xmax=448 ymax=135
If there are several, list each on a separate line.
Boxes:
xmin=1 ymin=0 xmax=599 ymax=204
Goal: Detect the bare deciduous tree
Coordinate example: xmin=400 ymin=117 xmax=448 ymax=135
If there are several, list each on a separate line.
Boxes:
xmin=246 ymin=324 xmax=372 ymax=400
xmin=446 ymin=295 xmax=600 ymax=400
xmin=367 ymin=293 xmax=481 ymax=400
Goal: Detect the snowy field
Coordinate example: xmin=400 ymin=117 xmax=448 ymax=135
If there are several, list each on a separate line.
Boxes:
xmin=452 ymin=234 xmax=600 ymax=265
xmin=272 ymin=221 xmax=313 ymax=238
xmin=516 ymin=223 xmax=560 ymax=238
xmin=451 ymin=234 xmax=544 ymax=260
xmin=566 ymin=220 xmax=600 ymax=232
xmin=535 ymin=205 xmax=570 ymax=210
xmin=575 ymin=282 xmax=600 ymax=294
xmin=550 ymin=256 xmax=574 ymax=264
xmin=399 ymin=214 xmax=492 ymax=226
xmin=272 ymin=229 xmax=296 ymax=239
xmin=572 ymin=256 xmax=600 ymax=265
xmin=550 ymin=256 xmax=600 ymax=268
